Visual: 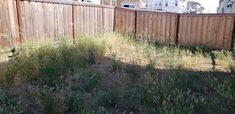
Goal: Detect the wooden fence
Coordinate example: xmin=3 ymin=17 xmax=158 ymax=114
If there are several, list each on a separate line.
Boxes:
xmin=179 ymin=14 xmax=235 ymax=49
xmin=136 ymin=10 xmax=178 ymax=44
xmin=1 ymin=2 xmax=235 ymax=50
xmin=0 ymin=0 xmax=19 ymax=50
xmin=0 ymin=0 xmax=114 ymax=50
xmin=115 ymin=7 xmax=235 ymax=49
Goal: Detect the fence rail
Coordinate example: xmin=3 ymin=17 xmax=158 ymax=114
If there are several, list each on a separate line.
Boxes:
xmin=0 ymin=1 xmax=235 ymax=50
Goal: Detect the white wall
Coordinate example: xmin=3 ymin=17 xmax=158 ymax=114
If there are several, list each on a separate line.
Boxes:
xmin=218 ymin=0 xmax=235 ymax=13
xmin=75 ymin=0 xmax=101 ymax=4
xmin=146 ymin=0 xmax=187 ymax=13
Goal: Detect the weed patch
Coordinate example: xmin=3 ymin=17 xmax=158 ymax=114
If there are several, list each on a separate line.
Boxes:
xmin=0 ymin=90 xmax=22 ymax=114
xmin=0 ymin=33 xmax=234 ymax=113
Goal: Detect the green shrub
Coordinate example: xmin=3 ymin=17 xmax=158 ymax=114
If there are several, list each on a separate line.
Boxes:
xmin=0 ymin=60 xmax=19 ymax=87
xmin=123 ymin=88 xmax=140 ymax=112
xmin=32 ymin=91 xmax=55 ymax=114
xmin=111 ymin=54 xmax=122 ymax=73
xmin=139 ymin=73 xmax=207 ymax=113
xmin=42 ymin=94 xmax=55 ymax=114
xmin=0 ymin=36 xmax=106 ymax=86
xmin=159 ymin=89 xmax=207 ymax=114
xmin=146 ymin=59 xmax=157 ymax=76
xmin=140 ymin=76 xmax=160 ymax=112
xmin=79 ymin=69 xmax=104 ymax=92
xmin=97 ymin=89 xmax=118 ymax=107
xmin=207 ymin=77 xmax=235 ymax=113
xmin=229 ymin=63 xmax=235 ymax=73
xmin=0 ymin=90 xmax=22 ymax=114
xmin=126 ymin=63 xmax=140 ymax=81
xmin=67 ymin=92 xmax=85 ymax=113
xmin=75 ymin=37 xmax=106 ymax=67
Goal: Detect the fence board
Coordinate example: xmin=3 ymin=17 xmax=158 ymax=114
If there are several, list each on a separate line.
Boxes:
xmin=179 ymin=14 xmax=235 ymax=49
xmin=135 ymin=11 xmax=178 ymax=44
xmin=0 ymin=0 xmax=114 ymax=50
xmin=0 ymin=0 xmax=19 ymax=50
xmin=73 ymin=4 xmax=114 ymax=38
xmin=1 ymin=3 xmax=235 ymax=50
xmin=114 ymin=7 xmax=135 ymax=36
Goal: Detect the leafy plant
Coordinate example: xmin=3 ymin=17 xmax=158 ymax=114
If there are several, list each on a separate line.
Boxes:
xmin=0 ymin=90 xmax=22 ymax=114
xmin=126 ymin=63 xmax=140 ymax=81
xmin=111 ymin=54 xmax=122 ymax=73
xmin=229 ymin=63 xmax=235 ymax=73
xmin=67 ymin=91 xmax=85 ymax=113
xmin=97 ymin=89 xmax=119 ymax=107
xmin=79 ymin=69 xmax=103 ymax=92
xmin=146 ymin=59 xmax=157 ymax=76
xmin=123 ymin=88 xmax=140 ymax=112
xmin=0 ymin=60 xmax=19 ymax=86
xmin=32 ymin=91 xmax=55 ymax=114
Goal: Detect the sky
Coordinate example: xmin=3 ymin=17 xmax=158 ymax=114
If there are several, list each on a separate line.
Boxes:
xmin=194 ymin=0 xmax=220 ymax=13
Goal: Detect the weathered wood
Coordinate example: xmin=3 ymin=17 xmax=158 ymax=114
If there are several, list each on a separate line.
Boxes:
xmin=1 ymin=2 xmax=235 ymax=50
xmin=179 ymin=14 xmax=235 ymax=49
xmin=0 ymin=0 xmax=19 ymax=50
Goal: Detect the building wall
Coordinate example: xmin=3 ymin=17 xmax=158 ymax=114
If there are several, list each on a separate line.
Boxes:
xmin=218 ymin=0 xmax=235 ymax=13
xmin=116 ymin=0 xmax=145 ymax=9
xmin=146 ymin=0 xmax=188 ymax=13
xmin=186 ymin=1 xmax=204 ymax=13
xmin=75 ymin=0 xmax=101 ymax=4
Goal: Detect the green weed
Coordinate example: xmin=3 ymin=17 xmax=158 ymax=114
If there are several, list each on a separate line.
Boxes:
xmin=97 ymin=89 xmax=119 ymax=107
xmin=67 ymin=91 xmax=85 ymax=113
xmin=78 ymin=69 xmax=104 ymax=92
xmin=111 ymin=54 xmax=122 ymax=73
xmin=32 ymin=91 xmax=55 ymax=114
xmin=0 ymin=60 xmax=19 ymax=86
xmin=229 ymin=63 xmax=235 ymax=73
xmin=123 ymin=88 xmax=140 ymax=112
xmin=0 ymin=90 xmax=22 ymax=114
xmin=146 ymin=59 xmax=157 ymax=75
xmin=126 ymin=62 xmax=140 ymax=81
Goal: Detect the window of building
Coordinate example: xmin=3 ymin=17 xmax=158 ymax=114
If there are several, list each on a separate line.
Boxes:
xmin=222 ymin=7 xmax=224 ymax=13
xmin=130 ymin=5 xmax=135 ymax=8
xmin=175 ymin=0 xmax=178 ymax=6
xmin=159 ymin=1 xmax=162 ymax=6
xmin=124 ymin=5 xmax=130 ymax=8
xmin=165 ymin=1 xmax=168 ymax=6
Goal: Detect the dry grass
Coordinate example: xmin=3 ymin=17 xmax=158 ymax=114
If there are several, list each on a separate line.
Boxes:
xmin=99 ymin=33 xmax=233 ymax=72
xmin=0 ymin=33 xmax=234 ymax=114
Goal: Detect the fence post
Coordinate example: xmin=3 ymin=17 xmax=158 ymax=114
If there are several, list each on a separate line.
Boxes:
xmin=102 ymin=7 xmax=104 ymax=34
xmin=72 ymin=2 xmax=75 ymax=45
xmin=134 ymin=10 xmax=137 ymax=38
xmin=113 ymin=7 xmax=116 ymax=32
xmin=16 ymin=0 xmax=22 ymax=45
xmin=232 ymin=16 xmax=235 ymax=63
xmin=175 ymin=14 xmax=180 ymax=45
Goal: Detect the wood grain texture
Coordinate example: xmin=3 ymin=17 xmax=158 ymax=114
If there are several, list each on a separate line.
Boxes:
xmin=179 ymin=14 xmax=235 ymax=49
xmin=0 ymin=0 xmax=19 ymax=50
xmin=0 ymin=0 xmax=114 ymax=50
xmin=1 ymin=2 xmax=235 ymax=50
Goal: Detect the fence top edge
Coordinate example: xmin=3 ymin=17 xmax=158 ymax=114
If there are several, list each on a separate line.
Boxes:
xmin=180 ymin=13 xmax=235 ymax=16
xmin=116 ymin=7 xmax=235 ymax=17
xmin=17 ymin=0 xmax=114 ymax=8
xmin=115 ymin=7 xmax=178 ymax=15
